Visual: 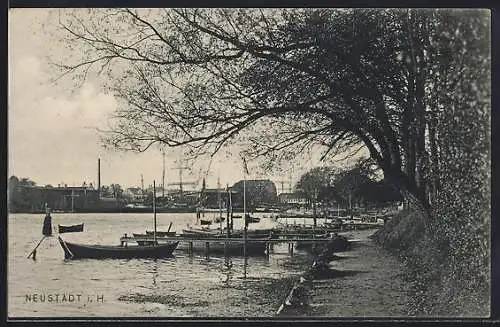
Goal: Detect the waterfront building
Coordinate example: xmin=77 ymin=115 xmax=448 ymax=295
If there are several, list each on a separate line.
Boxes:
xmin=231 ymin=179 xmax=278 ymax=210
xmin=278 ymin=192 xmax=308 ymax=206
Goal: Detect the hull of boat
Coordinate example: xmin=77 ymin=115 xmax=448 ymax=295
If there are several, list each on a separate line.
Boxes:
xmin=175 ymin=239 xmax=267 ymax=256
xmin=58 ymin=236 xmax=178 ymax=260
xmin=146 ymin=230 xmax=176 ymax=237
xmin=200 ymin=220 xmax=212 ymax=225
xmin=180 ymin=228 xmax=273 ymax=239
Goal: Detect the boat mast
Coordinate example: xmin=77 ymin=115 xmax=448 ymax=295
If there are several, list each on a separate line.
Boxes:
xmin=153 ymin=180 xmax=157 ymax=245
xmin=243 ymin=157 xmax=248 ymax=259
xmin=71 ymin=189 xmax=75 ymax=213
xmin=141 ymin=174 xmax=144 ymax=197
xmin=162 ymin=151 xmax=166 ymax=199
xmin=226 ymin=184 xmax=231 ymax=238
xmin=229 ymin=185 xmax=233 ymax=232
xmin=218 ymin=175 xmax=222 ymax=231
xmin=97 ymin=158 xmax=101 ymax=200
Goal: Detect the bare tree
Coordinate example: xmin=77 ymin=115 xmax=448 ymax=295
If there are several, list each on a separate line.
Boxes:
xmin=51 ymin=8 xmax=490 ymax=222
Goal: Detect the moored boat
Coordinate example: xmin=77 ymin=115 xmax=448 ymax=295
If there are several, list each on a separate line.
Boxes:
xmin=132 ymin=233 xmax=157 ymax=246
xmin=200 ymin=219 xmax=212 ymax=225
xmin=175 ymin=238 xmax=268 ymax=256
xmin=245 ymin=214 xmax=260 ymax=224
xmin=146 ymin=230 xmax=176 ymax=237
xmin=58 ymin=236 xmax=178 ymax=260
xmin=58 ymin=223 xmax=84 ymax=233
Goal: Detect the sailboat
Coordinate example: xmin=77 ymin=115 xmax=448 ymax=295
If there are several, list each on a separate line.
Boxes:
xmin=58 ymin=181 xmax=179 ymax=259
xmin=177 ymin=172 xmax=267 ymax=256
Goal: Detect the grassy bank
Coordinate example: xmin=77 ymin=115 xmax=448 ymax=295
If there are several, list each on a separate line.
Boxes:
xmin=371 ymin=209 xmax=490 ymax=317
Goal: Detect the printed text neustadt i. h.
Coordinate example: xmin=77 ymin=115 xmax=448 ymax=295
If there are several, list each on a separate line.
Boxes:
xmin=25 ymin=293 xmax=104 ymax=303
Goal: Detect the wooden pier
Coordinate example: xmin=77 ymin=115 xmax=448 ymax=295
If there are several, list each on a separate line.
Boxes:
xmin=120 ymin=235 xmax=341 ymax=244
xmin=119 ymin=234 xmax=361 ymax=257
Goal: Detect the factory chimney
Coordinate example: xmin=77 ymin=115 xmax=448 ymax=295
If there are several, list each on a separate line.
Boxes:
xmin=98 ymin=158 xmax=101 ymax=199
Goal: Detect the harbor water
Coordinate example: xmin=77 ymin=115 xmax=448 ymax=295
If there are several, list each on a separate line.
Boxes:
xmin=8 ymin=213 xmax=407 ymax=317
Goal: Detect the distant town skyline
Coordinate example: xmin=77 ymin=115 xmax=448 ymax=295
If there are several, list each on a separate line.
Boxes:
xmin=8 ymin=9 xmax=365 ymax=190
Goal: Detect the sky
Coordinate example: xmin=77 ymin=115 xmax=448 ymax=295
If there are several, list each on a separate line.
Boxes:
xmin=8 ymin=8 xmax=366 ymax=191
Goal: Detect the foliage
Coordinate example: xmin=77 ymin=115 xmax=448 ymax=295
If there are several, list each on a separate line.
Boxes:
xmin=52 ymin=9 xmax=488 ymax=218
xmin=355 ymin=180 xmax=403 ymax=206
xmin=295 ymin=166 xmax=338 ymax=204
xmin=296 ymin=159 xmax=400 ymax=208
xmin=231 ymin=180 xmax=278 ymax=209
xmin=8 ymin=176 xmax=43 ymax=212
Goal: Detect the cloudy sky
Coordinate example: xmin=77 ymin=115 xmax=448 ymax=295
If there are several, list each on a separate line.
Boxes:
xmin=8 ymin=8 xmax=362 ymax=191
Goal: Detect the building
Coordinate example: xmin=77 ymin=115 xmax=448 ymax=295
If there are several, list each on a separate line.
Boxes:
xmin=8 ymin=183 xmax=128 ymax=213
xmin=231 ymin=179 xmax=278 ymax=210
xmin=10 ymin=185 xmax=101 ymax=212
xmin=278 ymin=192 xmax=308 ymax=206
xmin=123 ymin=187 xmax=145 ymax=203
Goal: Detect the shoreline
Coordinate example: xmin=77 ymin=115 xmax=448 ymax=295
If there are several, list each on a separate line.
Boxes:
xmin=275 ymin=228 xmax=410 ymax=317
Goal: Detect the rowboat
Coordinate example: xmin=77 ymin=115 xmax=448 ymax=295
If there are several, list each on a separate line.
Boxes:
xmin=58 ymin=181 xmax=180 ymax=259
xmin=146 ymin=230 xmax=176 ymax=237
xmin=58 ymin=223 xmax=84 ymax=233
xmin=58 ymin=236 xmax=179 ymax=260
xmin=180 ymin=228 xmax=219 ymax=237
xmin=132 ymin=233 xmax=157 ymax=246
xmin=245 ymin=215 xmax=260 ymax=224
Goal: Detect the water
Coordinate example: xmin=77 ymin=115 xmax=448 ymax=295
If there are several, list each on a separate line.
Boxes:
xmin=8 ymin=213 xmax=305 ymax=317
xmin=8 ymin=213 xmax=408 ymax=317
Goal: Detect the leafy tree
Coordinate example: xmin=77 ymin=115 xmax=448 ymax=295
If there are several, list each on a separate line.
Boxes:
xmin=296 ymin=166 xmax=338 ymax=225
xmin=332 ymin=160 xmax=375 ymax=205
xmin=52 ymin=9 xmax=490 ymax=313
xmin=355 ymin=180 xmax=403 ymax=207
xmin=231 ymin=180 xmax=278 ymax=209
xmin=109 ymin=183 xmax=124 ymax=199
xmin=100 ymin=185 xmax=112 ymax=198
xmin=8 ymin=176 xmax=42 ymax=212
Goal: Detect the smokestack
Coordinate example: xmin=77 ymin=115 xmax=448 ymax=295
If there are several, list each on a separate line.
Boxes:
xmin=98 ymin=158 xmax=101 ymax=199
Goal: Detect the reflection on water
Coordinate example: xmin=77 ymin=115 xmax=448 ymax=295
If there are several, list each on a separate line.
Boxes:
xmin=8 ymin=213 xmax=306 ymax=317
xmin=221 ymin=257 xmax=233 ymax=286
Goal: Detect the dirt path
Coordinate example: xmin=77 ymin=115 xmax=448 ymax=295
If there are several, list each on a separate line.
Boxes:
xmin=278 ymin=228 xmax=410 ymax=317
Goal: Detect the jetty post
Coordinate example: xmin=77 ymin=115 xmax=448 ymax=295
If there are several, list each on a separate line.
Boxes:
xmin=188 ymin=241 xmax=193 ymax=255
xmin=205 ymin=241 xmax=210 ymax=258
xmin=243 ymin=158 xmax=248 ymax=260
xmin=226 ymin=185 xmax=231 ymax=238
xmin=265 ymin=230 xmax=272 ymax=256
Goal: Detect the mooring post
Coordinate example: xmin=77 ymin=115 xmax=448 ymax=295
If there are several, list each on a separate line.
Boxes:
xmin=290 ymin=243 xmax=294 ymax=256
xmin=188 ymin=241 xmax=193 ymax=255
xmin=205 ymin=241 xmax=210 ymax=258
